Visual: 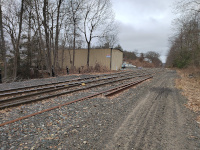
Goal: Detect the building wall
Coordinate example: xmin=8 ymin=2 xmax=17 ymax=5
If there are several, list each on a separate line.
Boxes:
xmin=112 ymin=49 xmax=123 ymax=70
xmin=90 ymin=49 xmax=111 ymax=68
xmin=74 ymin=49 xmax=87 ymax=67
xmin=56 ymin=48 xmax=122 ymax=70
xmin=57 ymin=49 xmax=72 ymax=69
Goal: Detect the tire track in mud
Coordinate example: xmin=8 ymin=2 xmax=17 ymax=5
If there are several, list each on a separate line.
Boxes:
xmin=105 ymin=71 xmax=198 ymax=150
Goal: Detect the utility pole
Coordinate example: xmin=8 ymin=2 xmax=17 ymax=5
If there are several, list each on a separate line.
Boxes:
xmin=110 ymin=48 xmax=113 ymax=70
xmin=0 ymin=69 xmax=2 ymax=83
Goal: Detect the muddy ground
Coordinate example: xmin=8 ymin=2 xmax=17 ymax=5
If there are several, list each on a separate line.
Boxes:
xmin=0 ymin=69 xmax=200 ymax=149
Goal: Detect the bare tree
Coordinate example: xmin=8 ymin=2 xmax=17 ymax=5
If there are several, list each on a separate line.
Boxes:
xmin=54 ymin=0 xmax=64 ymax=73
xmin=98 ymin=25 xmax=119 ymax=49
xmin=0 ymin=0 xmax=7 ymax=79
xmin=15 ymin=0 xmax=24 ymax=79
xmin=34 ymin=0 xmax=46 ymax=75
xmin=3 ymin=0 xmax=25 ymax=79
xmin=65 ymin=0 xmax=84 ymax=67
xmin=42 ymin=0 xmax=52 ymax=76
xmin=80 ymin=0 xmax=114 ymax=66
xmin=21 ymin=0 xmax=36 ymax=71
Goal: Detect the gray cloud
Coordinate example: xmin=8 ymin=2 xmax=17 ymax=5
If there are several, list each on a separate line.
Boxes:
xmin=112 ymin=0 xmax=179 ymax=62
xmin=117 ymin=21 xmax=170 ymax=62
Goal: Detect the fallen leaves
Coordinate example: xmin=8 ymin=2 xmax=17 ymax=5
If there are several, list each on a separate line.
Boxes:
xmin=176 ymin=69 xmax=200 ymax=124
xmin=196 ymin=116 xmax=200 ymax=124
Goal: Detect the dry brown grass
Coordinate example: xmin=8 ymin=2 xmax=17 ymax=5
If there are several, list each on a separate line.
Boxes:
xmin=176 ymin=67 xmax=200 ymax=124
xmin=81 ymin=63 xmax=110 ymax=73
xmin=59 ymin=63 xmax=113 ymax=75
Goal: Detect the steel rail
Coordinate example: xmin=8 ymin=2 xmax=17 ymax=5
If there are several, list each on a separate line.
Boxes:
xmin=0 ymin=71 xmax=135 ymax=98
xmin=0 ymin=75 xmax=152 ymax=127
xmin=0 ymin=71 xmax=132 ymax=94
xmin=0 ymin=71 xmax=135 ymax=103
xmin=105 ymin=76 xmax=152 ymax=96
xmin=0 ymin=74 xmax=151 ymax=109
xmin=0 ymin=72 xmax=132 ymax=99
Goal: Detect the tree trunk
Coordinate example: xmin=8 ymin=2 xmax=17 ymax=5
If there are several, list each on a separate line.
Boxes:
xmin=61 ymin=45 xmax=65 ymax=70
xmin=50 ymin=13 xmax=54 ymax=69
xmin=68 ymin=48 xmax=72 ymax=65
xmin=0 ymin=2 xmax=7 ymax=79
xmin=43 ymin=0 xmax=52 ymax=76
xmin=73 ymin=24 xmax=76 ymax=67
xmin=28 ymin=9 xmax=32 ymax=67
xmin=54 ymin=0 xmax=62 ymax=74
xmin=34 ymin=0 xmax=46 ymax=77
xmin=13 ymin=0 xmax=24 ymax=80
xmin=87 ymin=42 xmax=90 ymax=67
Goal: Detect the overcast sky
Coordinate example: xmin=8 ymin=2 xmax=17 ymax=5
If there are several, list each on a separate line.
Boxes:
xmin=111 ymin=0 xmax=179 ymax=63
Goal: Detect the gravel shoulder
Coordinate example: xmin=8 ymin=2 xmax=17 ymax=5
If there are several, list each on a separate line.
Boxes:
xmin=0 ymin=69 xmax=200 ymax=149
xmin=105 ymin=70 xmax=200 ymax=150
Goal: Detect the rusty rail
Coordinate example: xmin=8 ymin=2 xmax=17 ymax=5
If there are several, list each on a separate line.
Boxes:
xmin=0 ymin=75 xmax=152 ymax=127
xmin=0 ymin=73 xmax=150 ymax=109
xmin=0 ymin=71 xmax=134 ymax=99
xmin=0 ymin=70 xmax=133 ymax=94
xmin=105 ymin=76 xmax=152 ymax=96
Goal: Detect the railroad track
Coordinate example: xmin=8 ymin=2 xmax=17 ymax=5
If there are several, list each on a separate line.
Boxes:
xmin=0 ymin=69 xmax=157 ymax=109
xmin=0 ymin=68 xmax=163 ymax=127
xmin=0 ymin=71 xmax=134 ymax=100
xmin=0 ymin=70 xmax=132 ymax=94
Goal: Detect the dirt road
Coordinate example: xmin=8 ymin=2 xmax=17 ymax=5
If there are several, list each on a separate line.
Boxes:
xmin=104 ymin=70 xmax=200 ymax=150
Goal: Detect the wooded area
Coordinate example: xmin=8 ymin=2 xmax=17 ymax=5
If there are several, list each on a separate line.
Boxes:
xmin=0 ymin=0 xmax=118 ymax=81
xmin=166 ymin=0 xmax=200 ymax=69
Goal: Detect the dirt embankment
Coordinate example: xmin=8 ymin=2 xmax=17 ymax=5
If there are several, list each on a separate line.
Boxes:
xmin=176 ymin=68 xmax=200 ymax=123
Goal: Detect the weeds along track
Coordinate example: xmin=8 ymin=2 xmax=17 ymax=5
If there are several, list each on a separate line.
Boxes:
xmin=0 ymin=69 xmax=159 ymax=109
